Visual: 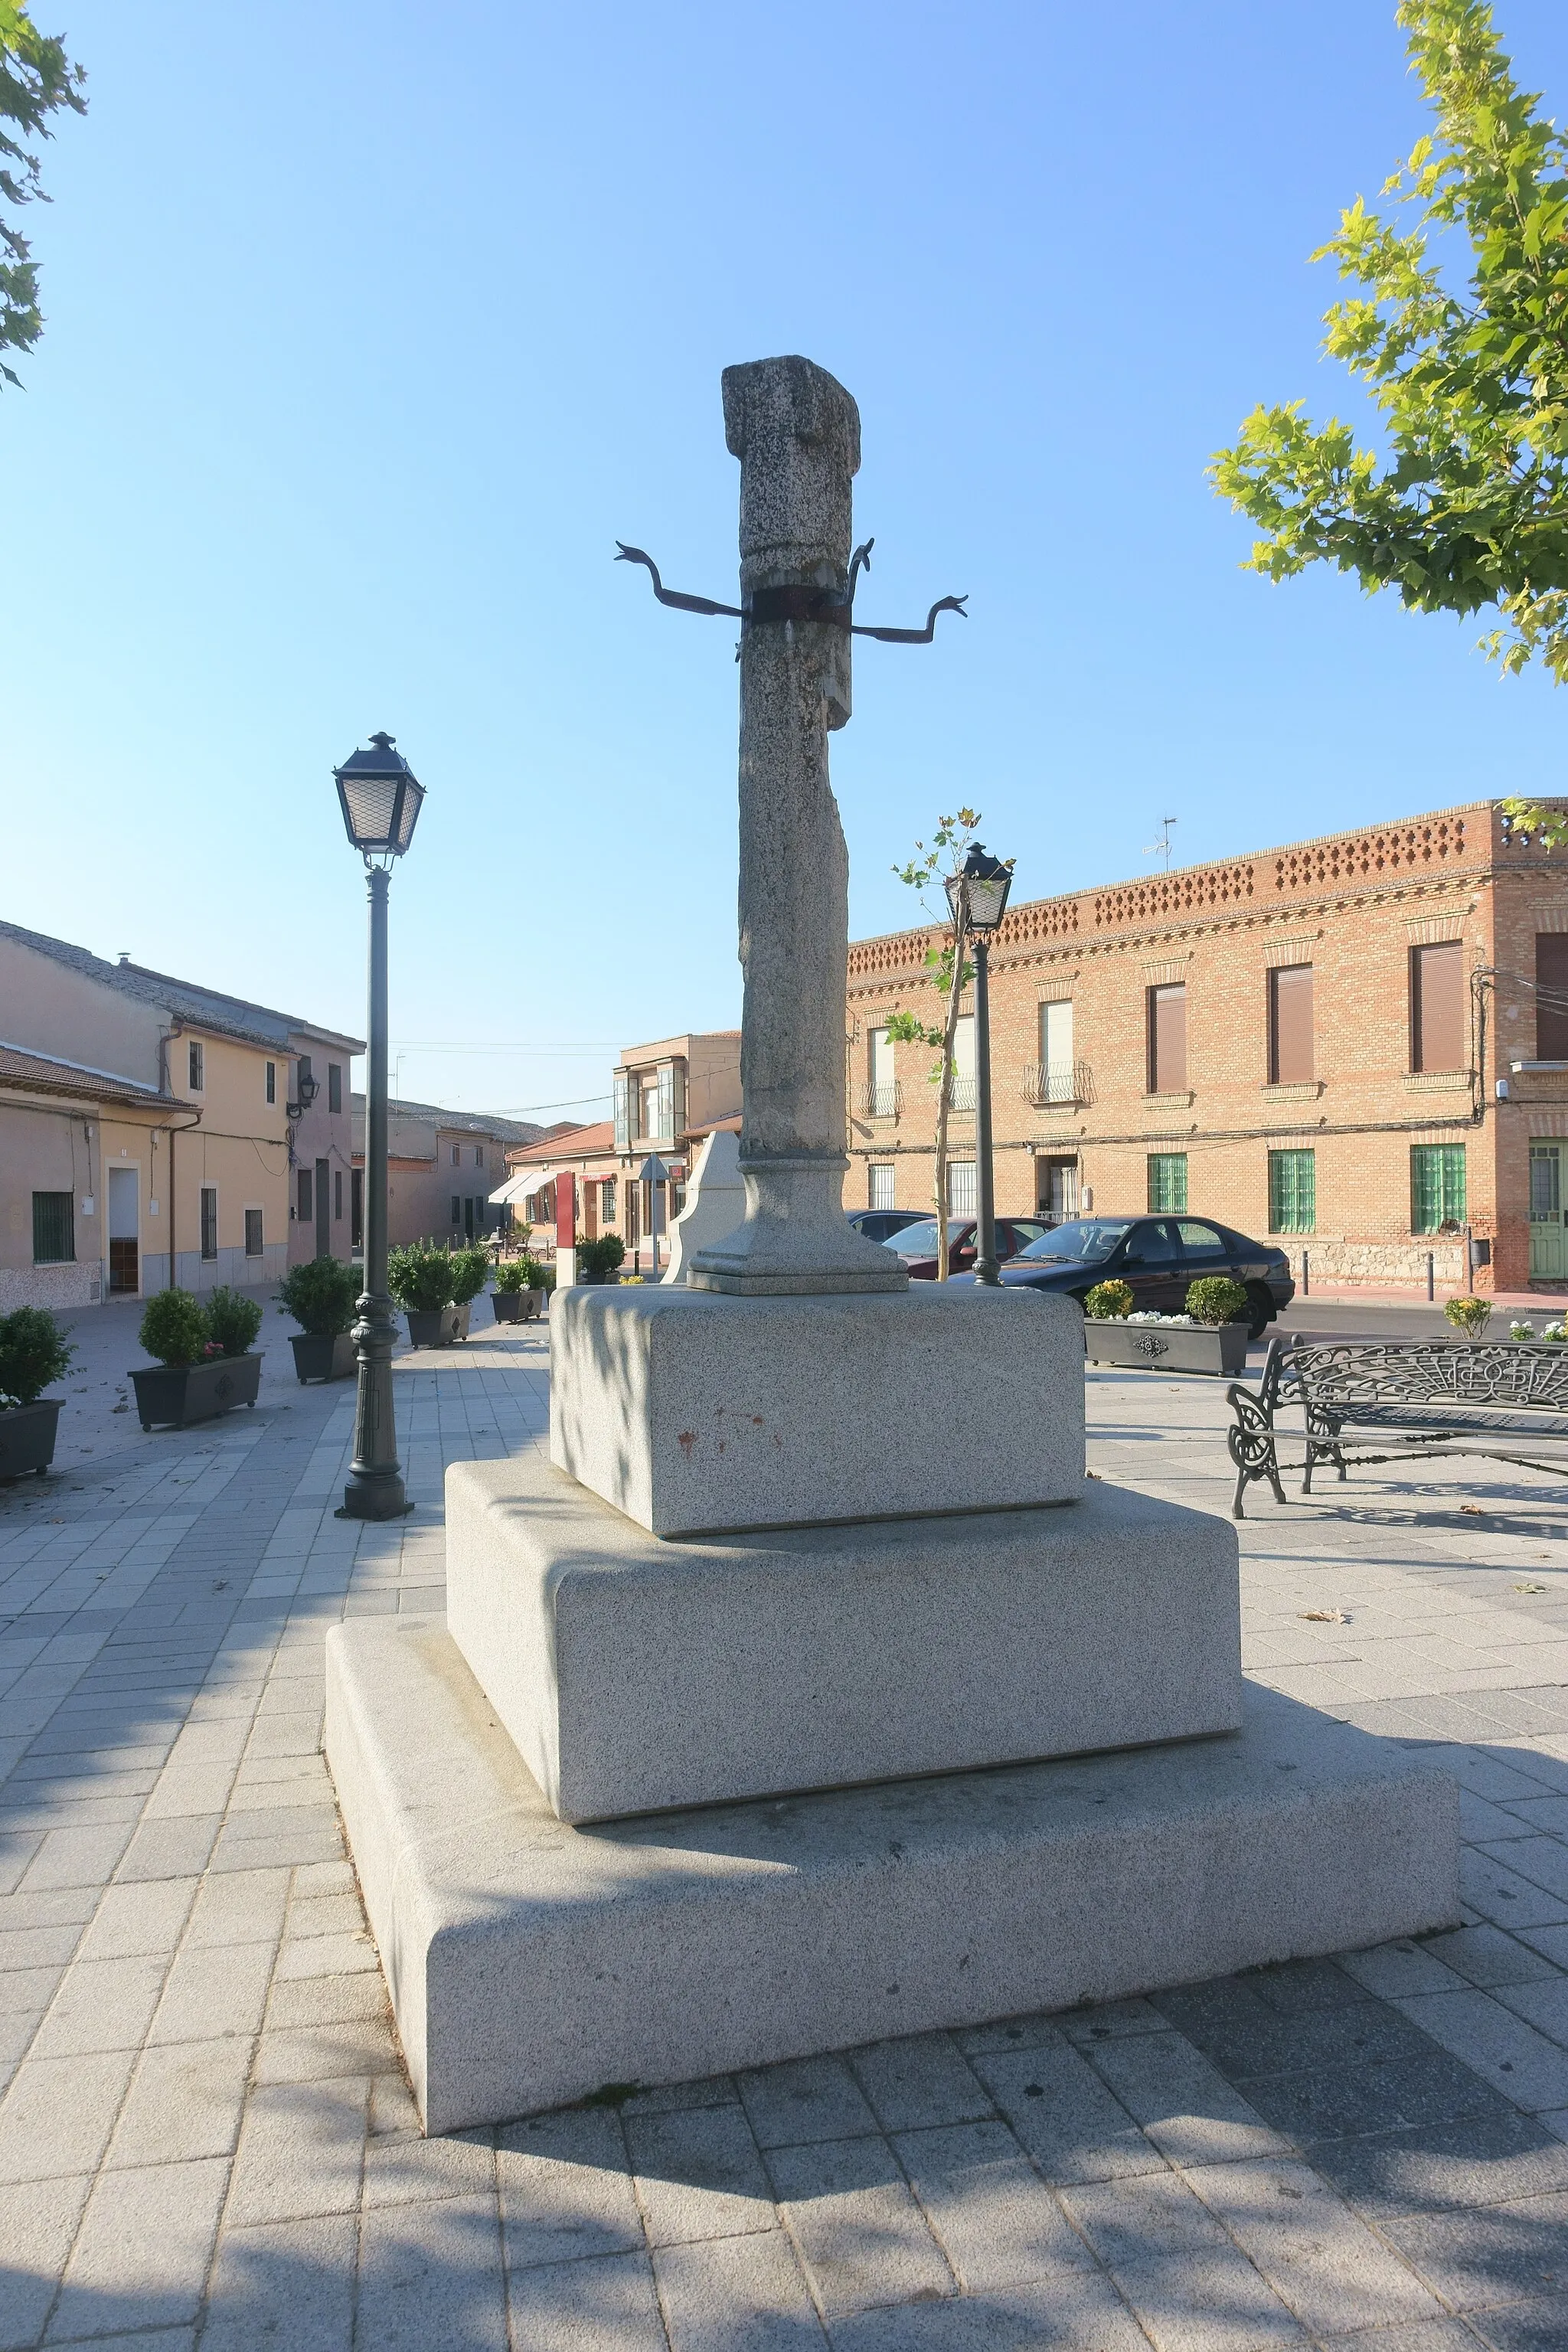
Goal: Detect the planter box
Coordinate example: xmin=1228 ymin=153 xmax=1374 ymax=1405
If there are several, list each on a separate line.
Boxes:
xmin=0 ymin=1398 xmax=63 ymax=1479
xmin=131 ymin=1354 xmax=263 ymax=1432
xmin=1084 ymin=1320 xmax=1250 ymax=1377
xmin=491 ymin=1290 xmax=545 ymax=1325
xmin=452 ymin=1302 xmax=473 ymax=1342
xmin=289 ymin=1331 xmax=358 ymax=1385
xmin=405 ymin=1306 xmax=462 ymax=1349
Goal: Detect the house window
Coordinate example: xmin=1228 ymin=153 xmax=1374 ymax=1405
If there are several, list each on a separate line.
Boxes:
xmin=869 ymin=1164 xmax=895 ymax=1210
xmin=612 ymin=1070 xmax=631 ymax=1152
xmin=328 ymin=1063 xmax=342 ymax=1113
xmin=947 ymin=1160 xmax=977 ymax=1215
xmin=952 ymin=1015 xmax=976 ymax=1111
xmin=31 ymin=1192 xmax=74 ymax=1265
xmin=244 ymin=1209 xmax=264 ymax=1257
xmin=1147 ymin=985 xmax=1187 ymax=1093
xmin=200 ymin=1186 xmax=218 ymax=1260
xmin=867 ymin=1030 xmax=896 ymax=1118
xmin=296 ymin=1168 xmax=312 ymax=1223
xmin=188 ymin=1040 xmax=204 ymax=1092
xmin=1038 ymin=1000 xmax=1074 ymax=1101
xmin=351 ymin=1167 xmax=363 ymax=1249
xmin=1268 ymin=1148 xmax=1316 ymax=1233
xmin=642 ymin=1079 xmax=659 ymax=1137
xmin=334 ymin=1169 xmax=343 ymax=1221
xmin=451 ymin=1195 xmax=461 ymax=1223
xmin=601 ymin=1178 xmax=616 ymax=1222
xmin=1147 ymin=1153 xmax=1187 ymax=1213
xmin=265 ymin=1060 xmax=276 ymax=1105
xmin=451 ymin=1144 xmax=461 ymax=1166
xmin=1411 ymin=942 xmax=1465 ymax=1072
xmin=1268 ymin=965 xmax=1314 ymax=1086
xmin=1411 ymin=1144 xmax=1466 ymax=1233
xmin=475 ymin=1145 xmax=484 ymax=1168
xmin=1537 ymin=936 xmax=1568 ymax=1058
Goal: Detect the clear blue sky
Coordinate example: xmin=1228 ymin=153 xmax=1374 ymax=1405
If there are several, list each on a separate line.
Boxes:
xmin=9 ymin=2 xmax=1568 ymax=1119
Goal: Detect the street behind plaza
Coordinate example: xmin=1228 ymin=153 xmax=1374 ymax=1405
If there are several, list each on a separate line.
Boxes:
xmin=3 ymin=1302 xmax=1568 ymax=2346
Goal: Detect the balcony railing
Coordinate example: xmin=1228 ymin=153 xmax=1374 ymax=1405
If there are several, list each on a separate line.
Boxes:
xmin=1023 ymin=1060 xmax=1093 ymax=1109
xmin=856 ymin=1080 xmax=903 ymax=1120
xmin=949 ymin=1076 xmax=977 ymax=1113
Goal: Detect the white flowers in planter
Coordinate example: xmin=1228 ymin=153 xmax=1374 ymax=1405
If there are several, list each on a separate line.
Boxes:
xmin=1122 ymin=1312 xmax=1197 ymax=1327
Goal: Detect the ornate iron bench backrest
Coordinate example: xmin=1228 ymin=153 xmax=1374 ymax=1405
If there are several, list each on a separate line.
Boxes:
xmin=1266 ymin=1338 xmax=1568 ymax=1415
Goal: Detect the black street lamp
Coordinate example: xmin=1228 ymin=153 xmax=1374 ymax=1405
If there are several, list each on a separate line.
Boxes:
xmin=334 ymin=732 xmax=424 ymax=1521
xmin=946 ymin=843 xmax=1014 ymax=1286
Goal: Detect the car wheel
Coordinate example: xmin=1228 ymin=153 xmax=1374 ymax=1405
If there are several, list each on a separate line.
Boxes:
xmin=1244 ymin=1283 xmax=1274 ymax=1341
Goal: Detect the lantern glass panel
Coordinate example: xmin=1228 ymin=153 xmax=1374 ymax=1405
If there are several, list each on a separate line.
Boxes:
xmin=965 ymin=873 xmax=1011 ymax=933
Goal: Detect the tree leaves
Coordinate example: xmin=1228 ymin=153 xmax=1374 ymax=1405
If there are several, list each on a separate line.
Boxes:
xmin=0 ymin=2 xmax=87 ymax=387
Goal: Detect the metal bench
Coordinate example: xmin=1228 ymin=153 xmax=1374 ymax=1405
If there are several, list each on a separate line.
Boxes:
xmin=1225 ymin=1337 xmax=1568 ymax=1519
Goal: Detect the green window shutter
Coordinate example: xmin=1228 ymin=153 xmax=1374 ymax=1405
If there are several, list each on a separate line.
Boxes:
xmin=1146 ymin=1154 xmax=1187 ymax=1213
xmin=31 ymin=1192 xmax=74 ymax=1265
xmin=1268 ymin=1150 xmax=1316 ymax=1233
xmin=1411 ymin=1145 xmax=1467 ymax=1232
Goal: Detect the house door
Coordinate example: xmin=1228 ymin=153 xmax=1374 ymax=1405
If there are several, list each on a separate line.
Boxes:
xmin=1530 ymin=1142 xmax=1568 ymax=1279
xmin=315 ymin=1160 xmax=330 ymax=1258
xmin=107 ymin=1165 xmax=139 ymax=1295
xmin=1036 ymin=1157 xmax=1078 ymax=1225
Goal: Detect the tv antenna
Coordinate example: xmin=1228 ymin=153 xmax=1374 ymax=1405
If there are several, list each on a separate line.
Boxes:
xmin=1144 ymin=815 xmax=1178 ymax=871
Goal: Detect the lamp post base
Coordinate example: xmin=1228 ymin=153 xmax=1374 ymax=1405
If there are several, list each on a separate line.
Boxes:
xmin=336 ymin=1477 xmax=414 ymax=1523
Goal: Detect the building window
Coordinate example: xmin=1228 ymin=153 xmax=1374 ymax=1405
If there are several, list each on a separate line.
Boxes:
xmin=451 ymin=1144 xmax=461 ymax=1166
xmin=1268 ymin=965 xmax=1314 ymax=1086
xmin=328 ymin=1063 xmax=342 ymax=1113
xmin=1410 ymin=942 xmax=1465 ymax=1073
xmin=334 ymin=1169 xmax=343 ymax=1221
xmin=1536 ymin=936 xmax=1568 ymax=1058
xmin=869 ymin=1164 xmax=895 ymax=1210
xmin=245 ymin=1209 xmax=264 ymax=1257
xmin=1037 ymin=1156 xmax=1078 ymax=1224
xmin=475 ymin=1145 xmax=484 ymax=1168
xmin=1268 ymin=1148 xmax=1316 ymax=1233
xmin=657 ymin=1067 xmax=675 ymax=1137
xmin=952 ymin=1016 xmax=976 ymax=1112
xmin=351 ymin=1167 xmax=363 ymax=1249
xmin=295 ymin=1168 xmax=311 ymax=1223
xmin=31 ymin=1191 xmax=74 ymax=1265
xmin=641 ymin=1078 xmax=660 ymax=1138
xmin=451 ymin=1195 xmax=462 ymax=1223
xmin=612 ymin=1070 xmax=631 ymax=1153
xmin=265 ymin=1060 xmax=276 ymax=1105
xmin=200 ymin=1186 xmax=218 ymax=1260
xmin=948 ymin=1160 xmax=977 ymax=1216
xmin=1148 ymin=985 xmax=1187 ymax=1093
xmin=601 ymin=1178 xmax=616 ymax=1222
xmin=1038 ymin=1000 xmax=1074 ymax=1101
xmin=1147 ymin=1153 xmax=1187 ymax=1213
xmin=188 ymin=1040 xmax=204 ymax=1092
xmin=1411 ymin=1144 xmax=1466 ymax=1232
xmin=867 ymin=1029 xmax=896 ymax=1117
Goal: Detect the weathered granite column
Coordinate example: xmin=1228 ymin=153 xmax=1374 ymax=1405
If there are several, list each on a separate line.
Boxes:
xmin=689 ymin=356 xmax=906 ymax=1295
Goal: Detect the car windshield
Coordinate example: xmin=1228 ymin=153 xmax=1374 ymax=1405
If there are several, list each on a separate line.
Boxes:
xmin=1016 ymin=1220 xmax=1132 ymax=1263
xmin=890 ymin=1218 xmax=964 ymax=1256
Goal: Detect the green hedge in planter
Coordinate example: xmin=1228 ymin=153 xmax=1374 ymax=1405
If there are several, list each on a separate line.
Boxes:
xmin=387 ymin=1241 xmax=454 ymax=1314
xmin=278 ymin=1257 xmax=359 ymax=1337
xmin=493 ymin=1258 xmax=530 ymax=1294
xmin=204 ymin=1287 xmax=263 ymax=1357
xmin=139 ymin=1289 xmax=209 ymax=1367
xmin=1185 ymin=1276 xmax=1249 ymax=1327
xmin=1083 ymin=1279 xmax=1135 ymax=1320
xmin=577 ymin=1235 xmax=626 ymax=1281
xmin=0 ymin=1307 xmax=75 ymax=1407
xmin=448 ymin=1245 xmax=492 ymax=1307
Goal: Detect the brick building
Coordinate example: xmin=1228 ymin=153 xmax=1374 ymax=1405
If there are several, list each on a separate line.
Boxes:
xmin=844 ymin=799 xmax=1568 ymax=1295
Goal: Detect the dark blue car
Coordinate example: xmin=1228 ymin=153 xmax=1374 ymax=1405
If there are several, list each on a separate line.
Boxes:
xmin=952 ymin=1214 xmax=1295 ymax=1338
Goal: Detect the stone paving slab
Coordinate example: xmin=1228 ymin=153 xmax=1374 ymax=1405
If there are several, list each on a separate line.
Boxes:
xmin=3 ymin=1329 xmax=1568 ymax=2341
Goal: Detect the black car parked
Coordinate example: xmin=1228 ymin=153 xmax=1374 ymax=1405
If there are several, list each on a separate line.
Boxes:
xmin=953 ymin=1214 xmax=1295 ymax=1337
xmin=844 ymin=1208 xmax=927 ymax=1244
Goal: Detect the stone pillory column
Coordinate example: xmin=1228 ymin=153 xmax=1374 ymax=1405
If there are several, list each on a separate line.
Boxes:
xmin=688 ymin=357 xmax=906 ymax=1295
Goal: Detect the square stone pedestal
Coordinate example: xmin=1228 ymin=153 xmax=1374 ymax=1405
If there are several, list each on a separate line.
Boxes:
xmin=548 ymin=1284 xmax=1084 ymax=1537
xmin=325 ymin=1617 xmax=1459 ymax=2135
xmin=446 ymin=1454 xmax=1242 ymax=1821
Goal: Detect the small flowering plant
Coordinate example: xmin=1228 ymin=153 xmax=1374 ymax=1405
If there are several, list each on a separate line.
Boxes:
xmin=1544 ymin=1323 xmax=1568 ymax=1345
xmin=1511 ymin=1321 xmax=1537 ymax=1342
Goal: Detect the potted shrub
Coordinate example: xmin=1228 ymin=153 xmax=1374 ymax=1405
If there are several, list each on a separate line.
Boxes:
xmin=0 ymin=1308 xmax=76 ymax=1480
xmin=492 ymin=1256 xmax=529 ymax=1323
xmin=521 ymin=1253 xmax=549 ymax=1318
xmin=388 ymin=1240 xmax=458 ymax=1347
xmin=1083 ymin=1275 xmax=1251 ymax=1377
xmin=447 ymin=1244 xmax=491 ymax=1341
xmin=132 ymin=1287 xmax=264 ymax=1430
xmin=1444 ymin=1296 xmax=1492 ymax=1338
xmin=279 ymin=1258 xmax=361 ymax=1383
xmin=576 ymin=1234 xmax=626 ymax=1285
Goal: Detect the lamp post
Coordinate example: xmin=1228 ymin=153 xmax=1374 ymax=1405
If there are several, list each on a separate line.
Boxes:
xmin=333 ymin=733 xmax=425 ymax=1521
xmin=945 ymin=844 xmax=1014 ymax=1287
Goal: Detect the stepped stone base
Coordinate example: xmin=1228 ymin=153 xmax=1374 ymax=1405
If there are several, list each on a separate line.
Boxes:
xmin=324 ymin=1618 xmax=1459 ymax=2135
xmin=446 ymin=1455 xmax=1242 ymax=1821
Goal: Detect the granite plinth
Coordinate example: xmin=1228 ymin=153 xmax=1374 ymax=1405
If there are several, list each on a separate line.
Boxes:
xmin=548 ymin=1282 xmax=1084 ymax=1537
xmin=325 ymin=1617 xmax=1460 ymax=2134
xmin=446 ymin=1454 xmax=1241 ymax=1821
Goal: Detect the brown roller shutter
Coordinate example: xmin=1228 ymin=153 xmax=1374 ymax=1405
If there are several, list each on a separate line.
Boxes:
xmin=1269 ymin=965 xmax=1314 ymax=1085
xmin=1537 ymin=935 xmax=1568 ymax=1059
xmin=1148 ymin=984 xmax=1187 ymax=1093
xmin=1412 ymin=942 xmax=1465 ymax=1073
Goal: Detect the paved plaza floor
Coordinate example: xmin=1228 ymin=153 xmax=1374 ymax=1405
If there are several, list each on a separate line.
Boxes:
xmin=5 ymin=1302 xmax=1568 ymax=2347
